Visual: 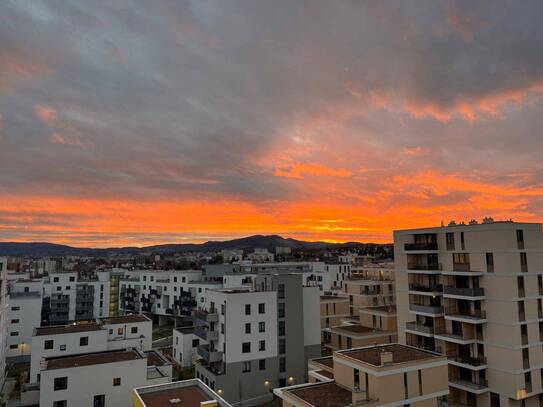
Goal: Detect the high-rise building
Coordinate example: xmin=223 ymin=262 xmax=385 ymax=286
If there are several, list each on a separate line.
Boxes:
xmin=0 ymin=257 xmax=8 ymax=388
xmin=395 ymin=220 xmax=543 ymax=406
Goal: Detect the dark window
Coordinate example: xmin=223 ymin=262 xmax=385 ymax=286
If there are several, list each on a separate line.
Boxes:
xmin=490 ymin=392 xmax=500 ymax=407
xmin=10 ymin=331 xmax=18 ymax=336
xmin=44 ymin=340 xmax=54 ymax=350
xmin=279 ymin=339 xmax=286 ymax=354
xmin=245 ymin=323 xmax=251 ymax=334
xmin=486 ymin=253 xmax=494 ymax=272
xmin=521 ymin=253 xmax=528 ymax=272
xmin=54 ymin=377 xmax=68 ymax=391
xmin=259 ymin=322 xmax=265 ymax=332
xmin=278 ymin=321 xmax=285 ymax=336
xmin=259 ymin=359 xmax=266 ymax=370
xmin=258 ymin=303 xmax=265 ymax=314
xmin=192 ymin=339 xmax=199 ymax=347
xmin=11 ymin=306 xmax=20 ymax=311
xmin=242 ymin=361 xmax=251 ymax=373
xmin=279 ymin=357 xmax=286 ymax=372
xmin=80 ymin=337 xmax=88 ymax=346
xmin=242 ymin=342 xmax=251 ymax=353
xmin=278 ymin=302 xmax=285 ymax=318
xmin=53 ymin=277 xmax=59 ymax=283
xmin=446 ymin=233 xmax=455 ymax=250
xmin=460 ymin=232 xmax=465 ymax=250
xmin=245 ymin=304 xmax=251 ymax=315
xmin=53 ymin=401 xmax=67 ymax=407
xmin=93 ymin=394 xmax=105 ymax=407
xmin=404 ymin=372 xmax=408 ymax=399
xmin=69 ymin=277 xmax=75 ymax=282
xmin=131 ymin=327 xmax=138 ymax=334
xmin=517 ymin=230 xmax=525 ymax=249
xmin=113 ymin=377 xmax=121 ymax=386
xmin=259 ymin=340 xmax=266 ymax=351
xmin=278 ymin=284 xmax=285 ymax=299
xmin=60 ymin=344 xmax=66 ymax=351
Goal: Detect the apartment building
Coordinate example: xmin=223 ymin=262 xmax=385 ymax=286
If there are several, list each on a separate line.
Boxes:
xmin=320 ymin=295 xmax=350 ymax=332
xmin=45 ymin=271 xmax=111 ymax=324
xmin=194 ymin=274 xmax=321 ymax=406
xmin=274 ymin=343 xmax=449 ymax=407
xmin=7 ymin=279 xmax=43 ymax=360
xmin=133 ymin=379 xmax=232 ymax=407
xmin=0 ymin=257 xmax=8 ymax=388
xmin=173 ymin=326 xmax=200 ymax=368
xmin=37 ymin=348 xmax=171 ymax=407
xmin=344 ymin=268 xmax=395 ymax=318
xmin=30 ymin=314 xmax=152 ymax=383
xmin=395 ymin=220 xmax=543 ymax=406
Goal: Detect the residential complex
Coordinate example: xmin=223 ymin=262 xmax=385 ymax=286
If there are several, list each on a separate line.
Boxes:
xmin=274 ymin=343 xmax=449 ymax=407
xmin=396 ymin=220 xmax=543 ymax=406
xmin=0 ymin=257 xmax=8 ymax=388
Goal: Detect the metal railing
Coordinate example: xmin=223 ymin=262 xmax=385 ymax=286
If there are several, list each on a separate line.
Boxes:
xmin=405 ymin=243 xmax=438 ymax=251
xmin=409 ymin=304 xmax=444 ymax=314
xmin=443 ymin=286 xmax=485 ymax=297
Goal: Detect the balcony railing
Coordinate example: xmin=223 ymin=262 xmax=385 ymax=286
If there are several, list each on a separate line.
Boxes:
xmin=197 ymin=344 xmax=223 ymax=363
xmin=194 ymin=326 xmax=219 ymax=341
xmin=193 ymin=308 xmax=219 ymax=323
xmin=443 ymin=286 xmax=485 ymax=297
xmin=434 ymin=328 xmax=475 ymax=342
xmin=452 ymin=263 xmax=472 ymax=272
xmin=409 ymin=304 xmax=444 ymax=314
xmin=405 ymin=322 xmax=434 ymax=335
xmin=445 ymin=308 xmax=486 ymax=321
xmin=449 ymin=355 xmax=487 ymax=367
xmin=405 ymin=243 xmax=438 ymax=251
xmin=449 ymin=377 xmax=488 ymax=391
xmin=409 ymin=284 xmax=443 ymax=293
xmin=408 ymin=263 xmax=442 ymax=271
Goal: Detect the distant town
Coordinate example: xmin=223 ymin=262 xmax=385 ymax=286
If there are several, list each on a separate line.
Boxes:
xmin=0 ymin=218 xmax=536 ymax=406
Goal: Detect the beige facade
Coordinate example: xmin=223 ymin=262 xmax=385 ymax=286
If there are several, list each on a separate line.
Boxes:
xmin=395 ymin=220 xmax=543 ymax=407
xmin=320 ymin=295 xmax=350 ymax=330
xmin=274 ymin=343 xmax=449 ymax=407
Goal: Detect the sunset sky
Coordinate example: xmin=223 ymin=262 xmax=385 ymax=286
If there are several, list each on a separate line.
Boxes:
xmin=2 ymin=1 xmax=543 ymax=247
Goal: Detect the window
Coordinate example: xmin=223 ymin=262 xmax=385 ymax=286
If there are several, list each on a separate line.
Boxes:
xmin=192 ymin=339 xmax=199 ymax=347
xmin=259 ymin=322 xmax=265 ymax=333
xmin=245 ymin=323 xmax=251 ymax=334
xmin=131 ymin=327 xmax=138 ymax=334
xmin=245 ymin=304 xmax=251 ymax=315
xmin=54 ymin=377 xmax=68 ymax=391
xmin=486 ymin=253 xmax=494 ymax=272
xmin=117 ymin=328 xmax=123 ymax=335
xmin=490 ymin=392 xmax=500 ymax=407
xmin=53 ymin=277 xmax=59 ymax=283
xmin=460 ymin=232 xmax=465 ymax=250
xmin=10 ymin=331 xmax=18 ymax=337
xmin=278 ymin=302 xmax=285 ymax=318
xmin=65 ymin=286 xmax=70 ymax=290
xmin=93 ymin=394 xmax=105 ymax=407
xmin=279 ymin=339 xmax=286 ymax=354
xmin=60 ymin=344 xmax=66 ymax=351
xmin=453 ymin=253 xmax=470 ymax=264
xmin=259 ymin=340 xmax=266 ymax=351
xmin=11 ymin=306 xmax=20 ymax=311
xmin=258 ymin=303 xmax=265 ymax=314
xmin=242 ymin=342 xmax=251 ymax=353
xmin=517 ymin=229 xmax=525 ymax=249
xmin=404 ymin=372 xmax=408 ymax=399
xmin=446 ymin=232 xmax=455 ymax=250
xmin=278 ymin=321 xmax=285 ymax=336
xmin=278 ymin=284 xmax=285 ymax=299
xmin=279 ymin=357 xmax=286 ymax=372
xmin=9 ymin=344 xmax=18 ymax=349
xmin=69 ymin=276 xmax=75 ymax=282
xmin=259 ymin=359 xmax=266 ymax=370
xmin=80 ymin=337 xmax=88 ymax=346
xmin=53 ymin=401 xmax=67 ymax=407
xmin=521 ymin=252 xmax=528 ymax=272
xmin=113 ymin=377 xmax=121 ymax=386
xmin=242 ymin=361 xmax=251 ymax=373
xmin=44 ymin=340 xmax=54 ymax=350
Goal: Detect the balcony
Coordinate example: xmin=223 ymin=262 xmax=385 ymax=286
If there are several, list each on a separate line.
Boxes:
xmin=443 ymin=286 xmax=485 ymax=298
xmin=449 ymin=377 xmax=488 ymax=394
xmin=407 ymin=263 xmax=442 ymax=272
xmin=197 ymin=344 xmax=223 ymax=363
xmin=405 ymin=322 xmax=434 ymax=336
xmin=405 ymin=242 xmax=438 ymax=251
xmin=194 ymin=326 xmax=219 ymax=341
xmin=445 ymin=308 xmax=487 ymax=323
xmin=193 ymin=308 xmax=219 ymax=323
xmin=196 ymin=359 xmax=225 ymax=376
xmin=448 ymin=355 xmax=488 ymax=370
xmin=409 ymin=304 xmax=444 ymax=315
xmin=452 ymin=263 xmax=471 ymax=272
xmin=408 ymin=283 xmax=443 ymax=294
xmin=434 ymin=328 xmax=476 ymax=344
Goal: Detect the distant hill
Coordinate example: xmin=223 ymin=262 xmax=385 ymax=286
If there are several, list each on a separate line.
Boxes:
xmin=0 ymin=235 xmax=390 ymax=256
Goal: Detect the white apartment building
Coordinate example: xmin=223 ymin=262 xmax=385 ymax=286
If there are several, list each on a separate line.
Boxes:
xmin=395 ymin=220 xmax=543 ymax=407
xmin=30 ymin=314 xmax=152 ymax=383
xmin=221 ymin=250 xmax=243 ymax=263
xmin=7 ymin=279 xmax=43 ymax=360
xmin=195 ymin=273 xmax=321 ymax=406
xmin=38 ymin=348 xmax=171 ymax=407
xmin=172 ymin=326 xmax=200 ymax=368
xmin=246 ymin=248 xmax=275 ymax=263
xmin=0 ymin=257 xmax=8 ymax=388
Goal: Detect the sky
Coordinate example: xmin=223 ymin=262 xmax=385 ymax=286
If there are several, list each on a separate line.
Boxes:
xmin=1 ymin=0 xmax=543 ymax=247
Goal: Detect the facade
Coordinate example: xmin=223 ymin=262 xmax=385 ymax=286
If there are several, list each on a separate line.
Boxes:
xmin=320 ymin=295 xmax=350 ymax=334
xmin=133 ymin=379 xmax=232 ymax=407
xmin=0 ymin=257 xmax=8 ymax=388
xmin=30 ymin=314 xmax=152 ymax=383
xmin=38 ymin=348 xmax=171 ymax=407
xmin=7 ymin=279 xmax=43 ymax=359
xmin=173 ymin=326 xmax=200 ymax=368
xmin=274 ymin=343 xmax=449 ymax=407
xmin=395 ymin=220 xmax=543 ymax=406
xmin=194 ymin=274 xmax=321 ymax=406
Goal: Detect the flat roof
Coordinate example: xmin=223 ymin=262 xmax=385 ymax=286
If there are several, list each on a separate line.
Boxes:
xmin=337 ymin=344 xmax=441 ymax=367
xmin=331 ymin=324 xmax=387 ymax=336
xmin=35 ymin=323 xmax=103 ymax=336
xmin=320 ymin=295 xmax=349 ymax=302
xmin=289 ymin=382 xmax=352 ymax=407
xmin=311 ymin=356 xmax=333 ymax=368
xmin=146 ymin=351 xmax=168 ymax=367
xmin=102 ymin=314 xmax=150 ymax=324
xmin=45 ymin=349 xmax=141 ymax=370
xmin=134 ymin=380 xmax=231 ymax=407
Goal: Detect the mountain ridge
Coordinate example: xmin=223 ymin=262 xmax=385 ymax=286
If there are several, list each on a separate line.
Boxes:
xmin=0 ymin=235 xmax=390 ymax=256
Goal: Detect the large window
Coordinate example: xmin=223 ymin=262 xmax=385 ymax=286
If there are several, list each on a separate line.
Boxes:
xmin=242 ymin=361 xmax=251 ymax=373
xmin=259 ymin=340 xmax=266 ymax=351
xmin=245 ymin=323 xmax=251 ymax=334
xmin=245 ymin=304 xmax=251 ymax=315
xmin=93 ymin=394 xmax=105 ymax=407
xmin=258 ymin=322 xmax=265 ymax=333
xmin=258 ymin=303 xmax=265 ymax=314
xmin=242 ymin=342 xmax=251 ymax=353
xmin=113 ymin=377 xmax=121 ymax=386
xmin=53 ymin=401 xmax=67 ymax=407
xmin=54 ymin=377 xmax=68 ymax=391
xmin=44 ymin=340 xmax=54 ymax=350
xmin=80 ymin=337 xmax=88 ymax=346
xmin=259 ymin=359 xmax=266 ymax=370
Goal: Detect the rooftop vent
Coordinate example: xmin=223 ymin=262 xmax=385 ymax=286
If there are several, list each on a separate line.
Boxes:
xmin=482 ymin=217 xmax=494 ymax=224
xmin=380 ymin=350 xmax=394 ymax=366
xmin=168 ymin=398 xmax=182 ymax=404
xmin=469 ymin=219 xmax=478 ymax=225
xmin=448 ymin=220 xmax=457 ymax=226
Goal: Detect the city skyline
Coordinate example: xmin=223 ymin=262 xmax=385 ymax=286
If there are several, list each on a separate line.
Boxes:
xmin=2 ymin=1 xmax=543 ymax=247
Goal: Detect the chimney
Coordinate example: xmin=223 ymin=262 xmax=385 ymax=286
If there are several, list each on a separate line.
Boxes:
xmin=380 ymin=350 xmax=393 ymax=366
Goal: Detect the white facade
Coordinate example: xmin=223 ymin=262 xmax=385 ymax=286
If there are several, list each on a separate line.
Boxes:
xmin=172 ymin=327 xmax=200 ymax=368
xmin=246 ymin=248 xmax=275 ymax=263
xmin=7 ymin=289 xmax=42 ymax=359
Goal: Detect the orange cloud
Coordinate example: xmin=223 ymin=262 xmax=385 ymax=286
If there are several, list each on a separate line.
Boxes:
xmin=35 ymin=105 xmax=58 ymax=126
xmin=0 ymin=50 xmax=54 ymax=89
xmin=50 ymin=132 xmax=83 ymax=146
xmin=274 ymin=163 xmax=352 ymax=179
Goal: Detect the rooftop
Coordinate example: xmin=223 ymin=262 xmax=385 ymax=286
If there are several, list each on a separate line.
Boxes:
xmin=44 ymin=349 xmax=142 ymax=370
xmin=289 ymin=382 xmax=352 ymax=407
xmin=134 ymin=379 xmax=231 ymax=407
xmin=146 ymin=350 xmax=169 ymax=367
xmin=359 ymin=305 xmax=397 ymax=315
xmin=175 ymin=326 xmax=195 ymax=334
xmin=320 ymin=295 xmax=349 ymax=302
xmin=337 ymin=344 xmax=442 ymax=367
xmin=330 ymin=324 xmax=387 ymax=337
xmin=35 ymin=322 xmax=103 ymax=336
xmin=102 ymin=314 xmax=150 ymax=324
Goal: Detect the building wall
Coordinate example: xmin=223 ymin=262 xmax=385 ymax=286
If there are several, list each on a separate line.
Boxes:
xmin=172 ymin=329 xmax=199 ymax=368
xmin=7 ymin=293 xmax=42 ymax=359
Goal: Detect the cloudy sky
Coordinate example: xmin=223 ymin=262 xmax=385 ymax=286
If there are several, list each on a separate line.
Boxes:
xmin=1 ymin=0 xmax=543 ymax=247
